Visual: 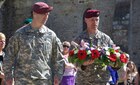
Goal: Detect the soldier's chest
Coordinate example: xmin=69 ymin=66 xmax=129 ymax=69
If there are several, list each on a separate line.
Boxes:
xmin=18 ymin=33 xmax=53 ymax=59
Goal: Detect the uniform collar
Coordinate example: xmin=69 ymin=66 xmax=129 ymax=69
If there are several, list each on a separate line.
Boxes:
xmin=85 ymin=30 xmax=102 ymax=39
xmin=26 ymin=24 xmax=48 ymax=34
xmin=94 ymin=30 xmax=102 ymax=38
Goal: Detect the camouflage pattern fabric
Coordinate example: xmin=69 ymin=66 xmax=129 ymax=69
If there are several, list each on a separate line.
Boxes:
xmin=4 ymin=24 xmax=64 ymax=85
xmin=74 ymin=30 xmax=114 ymax=85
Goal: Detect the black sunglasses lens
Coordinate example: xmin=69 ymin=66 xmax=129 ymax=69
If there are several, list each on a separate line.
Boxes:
xmin=63 ymin=45 xmax=69 ymax=48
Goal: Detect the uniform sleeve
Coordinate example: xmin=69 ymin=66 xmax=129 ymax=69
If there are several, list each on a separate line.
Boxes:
xmin=51 ymin=36 xmax=64 ymax=83
xmin=3 ymin=33 xmax=20 ymax=80
xmin=108 ymin=37 xmax=114 ymax=46
xmin=103 ymin=34 xmax=114 ymax=47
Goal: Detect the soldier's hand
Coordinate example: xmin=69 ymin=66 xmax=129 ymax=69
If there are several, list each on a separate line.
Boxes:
xmin=83 ymin=59 xmax=94 ymax=66
xmin=54 ymin=76 xmax=59 ymax=85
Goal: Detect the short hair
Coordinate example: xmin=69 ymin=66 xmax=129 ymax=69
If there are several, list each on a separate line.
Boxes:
xmin=63 ymin=41 xmax=71 ymax=47
xmin=0 ymin=32 xmax=6 ymax=40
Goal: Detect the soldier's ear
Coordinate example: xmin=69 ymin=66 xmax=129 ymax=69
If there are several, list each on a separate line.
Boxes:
xmin=84 ymin=18 xmax=87 ymax=23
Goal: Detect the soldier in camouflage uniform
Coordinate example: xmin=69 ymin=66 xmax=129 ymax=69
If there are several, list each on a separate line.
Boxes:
xmin=4 ymin=2 xmax=64 ymax=85
xmin=74 ymin=9 xmax=114 ymax=85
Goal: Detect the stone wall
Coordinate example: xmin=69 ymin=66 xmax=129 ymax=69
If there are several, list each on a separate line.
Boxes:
xmin=0 ymin=0 xmax=5 ymax=31
xmin=47 ymin=0 xmax=116 ymax=41
xmin=1 ymin=0 xmax=46 ymax=40
xmin=0 ymin=0 xmax=140 ymax=84
xmin=0 ymin=0 xmax=140 ymax=66
xmin=129 ymin=0 xmax=140 ymax=66
xmin=0 ymin=0 xmax=115 ymax=42
xmin=112 ymin=0 xmax=140 ymax=67
xmin=112 ymin=0 xmax=130 ymax=52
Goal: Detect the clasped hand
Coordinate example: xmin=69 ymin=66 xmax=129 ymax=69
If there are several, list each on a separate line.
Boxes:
xmin=83 ymin=59 xmax=94 ymax=66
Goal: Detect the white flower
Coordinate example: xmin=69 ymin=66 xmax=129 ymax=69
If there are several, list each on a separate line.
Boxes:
xmin=115 ymin=52 xmax=121 ymax=58
xmin=74 ymin=49 xmax=78 ymax=54
xmin=90 ymin=47 xmax=96 ymax=50
xmin=106 ymin=51 xmax=110 ymax=55
xmin=104 ymin=47 xmax=109 ymax=51
xmin=114 ymin=46 xmax=120 ymax=50
xmin=80 ymin=40 xmax=90 ymax=50
xmin=87 ymin=50 xmax=91 ymax=55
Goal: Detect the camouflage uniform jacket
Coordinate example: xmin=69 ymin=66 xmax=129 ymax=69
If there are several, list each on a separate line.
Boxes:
xmin=4 ymin=24 xmax=64 ymax=85
xmin=74 ymin=30 xmax=114 ymax=85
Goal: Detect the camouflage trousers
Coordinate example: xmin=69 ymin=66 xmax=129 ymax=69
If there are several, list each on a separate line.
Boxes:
xmin=14 ymin=78 xmax=52 ymax=85
xmin=76 ymin=64 xmax=110 ymax=85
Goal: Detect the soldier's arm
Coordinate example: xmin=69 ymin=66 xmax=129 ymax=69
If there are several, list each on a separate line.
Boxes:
xmin=52 ymin=36 xmax=64 ymax=84
xmin=108 ymin=37 xmax=114 ymax=46
xmin=4 ymin=33 xmax=20 ymax=84
xmin=103 ymin=33 xmax=114 ymax=47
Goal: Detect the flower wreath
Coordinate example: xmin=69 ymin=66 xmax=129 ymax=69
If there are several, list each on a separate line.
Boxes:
xmin=68 ymin=40 xmax=129 ymax=68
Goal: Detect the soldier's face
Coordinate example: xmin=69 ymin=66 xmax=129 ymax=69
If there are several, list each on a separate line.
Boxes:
xmin=33 ymin=12 xmax=49 ymax=24
xmin=85 ymin=17 xmax=99 ymax=30
xmin=42 ymin=13 xmax=49 ymax=24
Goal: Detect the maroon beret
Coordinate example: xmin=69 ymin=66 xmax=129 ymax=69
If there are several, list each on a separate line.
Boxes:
xmin=85 ymin=9 xmax=100 ymax=18
xmin=32 ymin=2 xmax=53 ymax=14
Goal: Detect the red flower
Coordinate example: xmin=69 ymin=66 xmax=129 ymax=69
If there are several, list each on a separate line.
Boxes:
xmin=69 ymin=50 xmax=74 ymax=56
xmin=91 ymin=49 xmax=100 ymax=59
xmin=120 ymin=54 xmax=128 ymax=63
xmin=109 ymin=53 xmax=117 ymax=62
xmin=77 ymin=50 xmax=87 ymax=60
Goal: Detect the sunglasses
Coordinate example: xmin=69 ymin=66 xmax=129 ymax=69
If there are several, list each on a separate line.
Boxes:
xmin=63 ymin=45 xmax=70 ymax=48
